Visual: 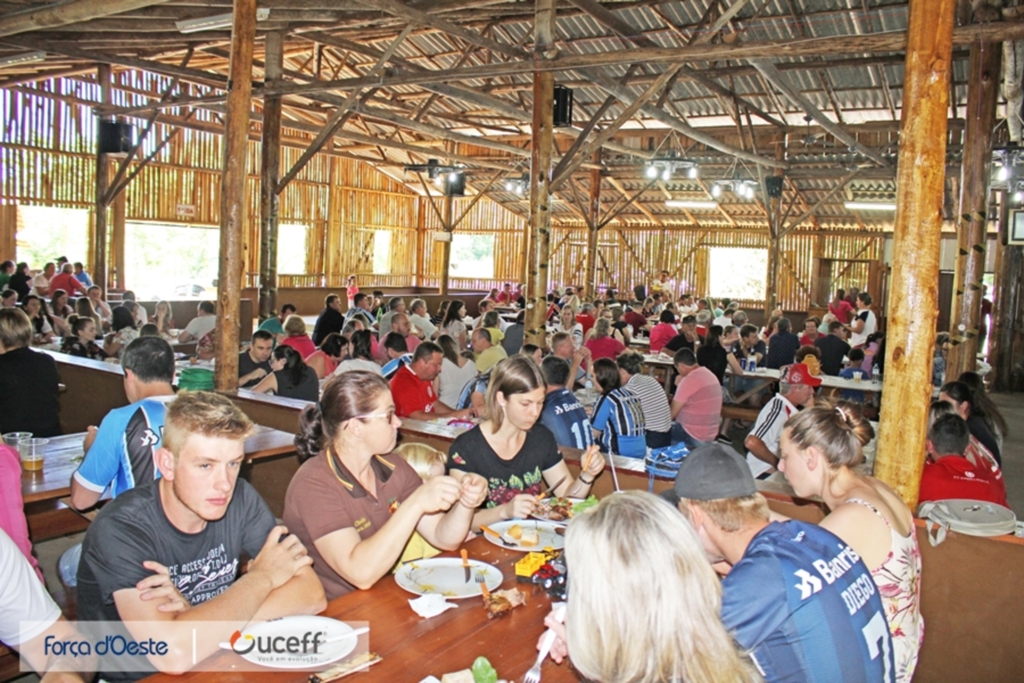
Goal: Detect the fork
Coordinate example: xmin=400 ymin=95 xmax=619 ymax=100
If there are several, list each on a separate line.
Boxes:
xmin=523 ymin=603 xmax=566 ymax=683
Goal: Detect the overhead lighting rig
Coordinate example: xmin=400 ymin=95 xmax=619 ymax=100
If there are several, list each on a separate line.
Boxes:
xmin=644 ymin=158 xmax=699 ymax=182
xmin=504 ymin=173 xmax=529 ymax=196
xmin=992 ymin=145 xmax=1024 ymax=189
xmin=0 ymin=51 xmax=46 ymax=68
xmin=404 ymin=159 xmax=466 ymax=196
xmin=710 ymin=179 xmax=758 ymax=200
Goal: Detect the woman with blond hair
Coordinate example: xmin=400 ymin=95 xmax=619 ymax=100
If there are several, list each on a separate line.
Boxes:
xmin=150 ymin=300 xmax=175 ymax=337
xmin=554 ymin=304 xmax=583 ymax=349
xmin=540 ymin=491 xmax=759 ymax=683
xmin=448 ymin=355 xmax=604 ymax=530
xmin=778 ymin=401 xmax=922 ymax=682
xmin=584 ymin=317 xmax=626 ymax=360
xmin=279 ymin=314 xmax=317 ymax=359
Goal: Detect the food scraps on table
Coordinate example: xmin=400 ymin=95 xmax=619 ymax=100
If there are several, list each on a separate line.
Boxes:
xmin=482 ymin=587 xmax=526 ymax=619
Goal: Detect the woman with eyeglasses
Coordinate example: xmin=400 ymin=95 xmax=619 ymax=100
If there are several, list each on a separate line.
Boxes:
xmin=282 ymin=371 xmax=487 ymax=599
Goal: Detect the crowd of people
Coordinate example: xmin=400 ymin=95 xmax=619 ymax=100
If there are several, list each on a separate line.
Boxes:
xmin=0 ymin=268 xmax=1011 ymax=683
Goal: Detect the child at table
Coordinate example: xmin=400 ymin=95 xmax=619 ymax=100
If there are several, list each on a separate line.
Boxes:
xmin=838 ymin=348 xmax=869 ymax=403
xmin=393 ymin=443 xmax=445 ymax=567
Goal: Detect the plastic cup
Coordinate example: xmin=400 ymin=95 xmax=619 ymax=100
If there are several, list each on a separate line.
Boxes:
xmin=2 ymin=432 xmax=32 ymax=448
xmin=19 ymin=437 xmax=47 ymax=471
xmin=853 ymin=370 xmax=863 ymax=383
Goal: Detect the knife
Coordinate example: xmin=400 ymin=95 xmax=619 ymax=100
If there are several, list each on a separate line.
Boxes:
xmin=460 ymin=548 xmax=471 ymax=583
xmin=537 ymin=474 xmax=569 ymax=501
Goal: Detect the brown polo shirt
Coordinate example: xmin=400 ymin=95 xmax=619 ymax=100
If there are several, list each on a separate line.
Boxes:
xmin=283 ymin=452 xmax=422 ymax=600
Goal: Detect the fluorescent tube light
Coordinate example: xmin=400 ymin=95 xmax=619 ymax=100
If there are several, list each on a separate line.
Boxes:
xmin=176 ymin=9 xmax=269 ymax=33
xmin=844 ymin=201 xmax=896 ymax=211
xmin=666 ymin=200 xmax=719 ymax=209
xmin=0 ymin=51 xmax=46 ymax=68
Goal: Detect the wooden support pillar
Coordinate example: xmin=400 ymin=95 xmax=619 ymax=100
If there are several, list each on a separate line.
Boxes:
xmin=258 ymin=31 xmax=284 ymax=322
xmin=439 ymin=193 xmax=453 ymax=296
xmin=93 ymin=64 xmax=111 ymax=292
xmin=584 ymin=151 xmax=601 ymax=291
xmin=213 ymin=0 xmax=257 ymax=392
xmin=0 ymin=204 xmax=18 ymax=259
xmin=989 ymin=195 xmax=1024 ymax=391
xmin=764 ymin=144 xmax=785 ymax=317
xmin=874 ymin=0 xmax=955 ymax=508
xmin=111 ymin=183 xmax=126 ymax=290
xmin=525 ymin=0 xmax=556 ymax=349
xmin=947 ymin=27 xmax=1001 ymax=378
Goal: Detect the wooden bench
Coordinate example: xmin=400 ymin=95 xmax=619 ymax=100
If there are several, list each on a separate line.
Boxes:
xmin=720 ymin=405 xmax=761 ymax=422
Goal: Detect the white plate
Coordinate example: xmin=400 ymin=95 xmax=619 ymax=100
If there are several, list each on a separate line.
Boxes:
xmin=394 ymin=557 xmax=503 ymax=598
xmin=229 ymin=615 xmax=359 ymax=669
xmin=482 ymin=520 xmax=565 ymax=552
xmin=530 ymin=497 xmax=585 ymax=525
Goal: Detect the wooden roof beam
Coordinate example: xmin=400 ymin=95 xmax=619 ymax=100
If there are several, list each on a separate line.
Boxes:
xmin=268 ymin=21 xmax=1024 ymax=97
xmin=0 ymin=0 xmax=176 ymax=37
xmin=750 ymin=59 xmax=890 ymax=167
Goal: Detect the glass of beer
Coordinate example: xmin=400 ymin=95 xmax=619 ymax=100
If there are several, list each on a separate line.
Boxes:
xmin=18 ymin=437 xmax=47 ymax=471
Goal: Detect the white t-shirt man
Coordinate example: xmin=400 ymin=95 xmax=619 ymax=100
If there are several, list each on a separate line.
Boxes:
xmin=0 ymin=529 xmax=61 ymax=649
xmin=745 ymin=393 xmax=798 ymax=478
xmin=183 ymin=314 xmax=216 ymax=340
xmin=409 ymin=312 xmax=437 ymax=339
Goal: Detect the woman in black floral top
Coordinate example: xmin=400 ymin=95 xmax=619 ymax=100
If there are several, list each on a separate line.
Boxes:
xmin=447 ymin=355 xmax=605 ymax=531
xmin=60 ymin=315 xmax=108 ymax=360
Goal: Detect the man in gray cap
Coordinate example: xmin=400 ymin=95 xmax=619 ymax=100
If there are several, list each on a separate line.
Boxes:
xmin=661 ymin=443 xmax=895 ymax=683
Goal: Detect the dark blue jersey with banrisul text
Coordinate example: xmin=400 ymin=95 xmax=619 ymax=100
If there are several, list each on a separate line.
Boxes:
xmin=721 ymin=520 xmax=895 ymax=683
xmin=540 ymin=387 xmax=594 ymax=450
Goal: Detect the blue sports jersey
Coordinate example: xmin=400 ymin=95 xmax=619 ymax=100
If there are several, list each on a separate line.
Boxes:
xmin=382 ymin=353 xmax=413 ymax=381
xmin=540 ymin=388 xmax=594 ymax=450
xmin=73 ymin=396 xmax=173 ymax=499
xmin=456 ymin=372 xmax=491 ymax=410
xmin=591 ymin=387 xmax=646 ymax=458
xmin=722 ymin=520 xmax=895 ymax=683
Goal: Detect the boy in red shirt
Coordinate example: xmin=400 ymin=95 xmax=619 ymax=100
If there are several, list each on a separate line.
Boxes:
xmin=920 ymin=414 xmax=1008 ymax=507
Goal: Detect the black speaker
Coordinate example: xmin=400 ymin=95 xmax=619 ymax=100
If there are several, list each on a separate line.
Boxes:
xmin=444 ymin=173 xmax=465 ymax=197
xmin=765 ymin=176 xmax=784 ymax=198
xmin=553 ymin=85 xmax=573 ymax=127
xmin=98 ymin=121 xmax=134 ymax=154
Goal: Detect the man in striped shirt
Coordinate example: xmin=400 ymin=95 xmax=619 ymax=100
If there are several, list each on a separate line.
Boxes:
xmin=615 ymin=351 xmax=672 ymax=448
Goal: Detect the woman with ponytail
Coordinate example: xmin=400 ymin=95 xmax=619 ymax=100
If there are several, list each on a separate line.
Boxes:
xmin=282 ymin=371 xmax=487 ymax=599
xmin=777 ymin=401 xmax=922 ymax=682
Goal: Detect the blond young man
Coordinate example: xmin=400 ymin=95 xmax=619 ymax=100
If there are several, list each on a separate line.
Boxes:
xmin=76 ymin=391 xmax=325 ymax=682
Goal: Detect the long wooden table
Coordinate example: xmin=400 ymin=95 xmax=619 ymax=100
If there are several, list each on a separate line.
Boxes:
xmin=145 ymin=536 xmax=577 ymax=683
xmin=21 ymin=426 xmax=298 ymax=505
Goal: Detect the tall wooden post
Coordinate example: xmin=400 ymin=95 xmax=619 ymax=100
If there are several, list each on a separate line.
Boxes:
xmin=213 ymin=0 xmax=257 ymax=392
xmin=111 ymin=184 xmax=126 ymax=289
xmin=989 ymin=195 xmax=1024 ymax=391
xmin=439 ymin=193 xmax=453 ymax=295
xmin=258 ymin=31 xmax=283 ymax=322
xmin=525 ymin=0 xmax=556 ymax=348
xmin=764 ymin=143 xmax=785 ymax=317
xmin=93 ymin=64 xmax=111 ymax=291
xmin=874 ymin=0 xmax=955 ymax=508
xmin=584 ymin=151 xmax=601 ymax=292
xmin=947 ymin=29 xmax=1001 ymax=378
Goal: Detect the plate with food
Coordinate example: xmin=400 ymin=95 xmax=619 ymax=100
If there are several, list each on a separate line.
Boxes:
xmin=481 ymin=520 xmax=565 ymax=552
xmin=531 ymin=495 xmax=599 ymax=524
xmin=394 ymin=557 xmax=503 ymax=599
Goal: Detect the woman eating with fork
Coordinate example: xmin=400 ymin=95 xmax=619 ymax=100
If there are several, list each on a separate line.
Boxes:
xmin=447 ymin=355 xmax=605 ymax=531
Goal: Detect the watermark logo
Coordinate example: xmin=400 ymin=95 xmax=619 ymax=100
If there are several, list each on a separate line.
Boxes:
xmin=227 ymin=629 xmax=327 ymax=657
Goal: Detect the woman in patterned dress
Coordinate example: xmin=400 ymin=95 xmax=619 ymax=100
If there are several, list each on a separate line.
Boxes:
xmin=777 ymin=401 xmax=923 ymax=683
